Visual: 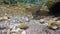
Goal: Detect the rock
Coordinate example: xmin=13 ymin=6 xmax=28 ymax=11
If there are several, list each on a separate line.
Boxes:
xmin=17 ymin=20 xmax=23 ymax=23
xmin=11 ymin=28 xmax=22 ymax=32
xmin=0 ymin=16 xmax=9 ymax=21
xmin=21 ymin=31 xmax=26 ymax=34
xmin=8 ymin=25 xmax=14 ymax=29
xmin=18 ymin=23 xmax=29 ymax=29
xmin=10 ymin=26 xmax=23 ymax=34
xmin=48 ymin=20 xmax=58 ymax=29
xmin=11 ymin=27 xmax=23 ymax=34
xmin=56 ymin=21 xmax=60 ymax=25
xmin=39 ymin=19 xmax=45 ymax=24
xmin=11 ymin=32 xmax=21 ymax=34
xmin=53 ymin=17 xmax=58 ymax=21
xmin=41 ymin=22 xmax=48 ymax=26
xmin=21 ymin=16 xmax=29 ymax=22
xmin=2 ymin=16 xmax=8 ymax=20
xmin=52 ymin=26 xmax=58 ymax=29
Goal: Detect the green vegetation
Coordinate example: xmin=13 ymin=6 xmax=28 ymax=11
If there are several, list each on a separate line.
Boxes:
xmin=0 ymin=0 xmax=56 ymax=9
xmin=0 ymin=0 xmax=48 ymax=5
xmin=45 ymin=1 xmax=55 ymax=9
xmin=0 ymin=0 xmax=56 ymax=15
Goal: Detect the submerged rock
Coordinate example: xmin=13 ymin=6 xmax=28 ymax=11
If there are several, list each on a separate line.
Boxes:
xmin=21 ymin=31 xmax=26 ymax=34
xmin=0 ymin=16 xmax=9 ymax=21
xmin=39 ymin=19 xmax=45 ymax=24
xmin=48 ymin=20 xmax=58 ymax=30
xmin=18 ymin=24 xmax=29 ymax=30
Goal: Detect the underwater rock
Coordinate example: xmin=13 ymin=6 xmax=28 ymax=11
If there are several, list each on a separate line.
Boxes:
xmin=39 ymin=19 xmax=45 ymax=24
xmin=48 ymin=20 xmax=58 ymax=29
xmin=18 ymin=23 xmax=29 ymax=30
xmin=21 ymin=31 xmax=26 ymax=34
xmin=0 ymin=16 xmax=9 ymax=21
xmin=3 ymin=16 xmax=8 ymax=19
xmin=11 ymin=31 xmax=22 ymax=34
xmin=20 ymin=16 xmax=29 ymax=22
xmin=11 ymin=28 xmax=22 ymax=32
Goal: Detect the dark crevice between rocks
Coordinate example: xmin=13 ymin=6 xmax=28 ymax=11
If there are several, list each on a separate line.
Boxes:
xmin=49 ymin=2 xmax=60 ymax=17
xmin=32 ymin=10 xmax=41 ymax=20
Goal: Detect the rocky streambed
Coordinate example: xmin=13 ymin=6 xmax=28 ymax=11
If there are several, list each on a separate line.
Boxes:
xmin=0 ymin=7 xmax=60 ymax=34
xmin=0 ymin=13 xmax=60 ymax=34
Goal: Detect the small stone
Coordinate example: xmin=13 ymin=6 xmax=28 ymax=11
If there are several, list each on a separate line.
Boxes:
xmin=52 ymin=26 xmax=58 ymax=29
xmin=21 ymin=16 xmax=29 ymax=22
xmin=0 ymin=17 xmax=3 ymax=20
xmin=18 ymin=24 xmax=28 ymax=29
xmin=11 ymin=28 xmax=22 ymax=34
xmin=0 ymin=16 xmax=9 ymax=21
xmin=8 ymin=25 xmax=14 ymax=29
xmin=53 ymin=17 xmax=58 ymax=21
xmin=17 ymin=20 xmax=23 ymax=23
xmin=11 ymin=32 xmax=21 ymax=34
xmin=21 ymin=31 xmax=26 ymax=34
xmin=48 ymin=20 xmax=58 ymax=29
xmin=11 ymin=28 xmax=22 ymax=32
xmin=5 ymin=13 xmax=8 ymax=16
xmin=2 ymin=16 xmax=8 ymax=20
xmin=56 ymin=21 xmax=60 ymax=25
xmin=25 ymin=17 xmax=29 ymax=22
xmin=40 ymin=19 xmax=45 ymax=24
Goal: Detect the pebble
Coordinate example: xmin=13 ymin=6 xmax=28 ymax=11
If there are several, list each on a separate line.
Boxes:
xmin=11 ymin=28 xmax=22 ymax=32
xmin=11 ymin=28 xmax=22 ymax=34
xmin=53 ymin=17 xmax=58 ymax=21
xmin=21 ymin=31 xmax=26 ymax=34
xmin=56 ymin=21 xmax=60 ymax=25
xmin=52 ymin=26 xmax=58 ymax=29
xmin=0 ymin=16 xmax=9 ymax=21
xmin=39 ymin=19 xmax=45 ymax=24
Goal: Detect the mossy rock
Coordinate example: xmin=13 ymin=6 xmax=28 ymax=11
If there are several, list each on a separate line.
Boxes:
xmin=18 ymin=24 xmax=28 ymax=29
xmin=48 ymin=20 xmax=58 ymax=29
xmin=39 ymin=18 xmax=45 ymax=24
